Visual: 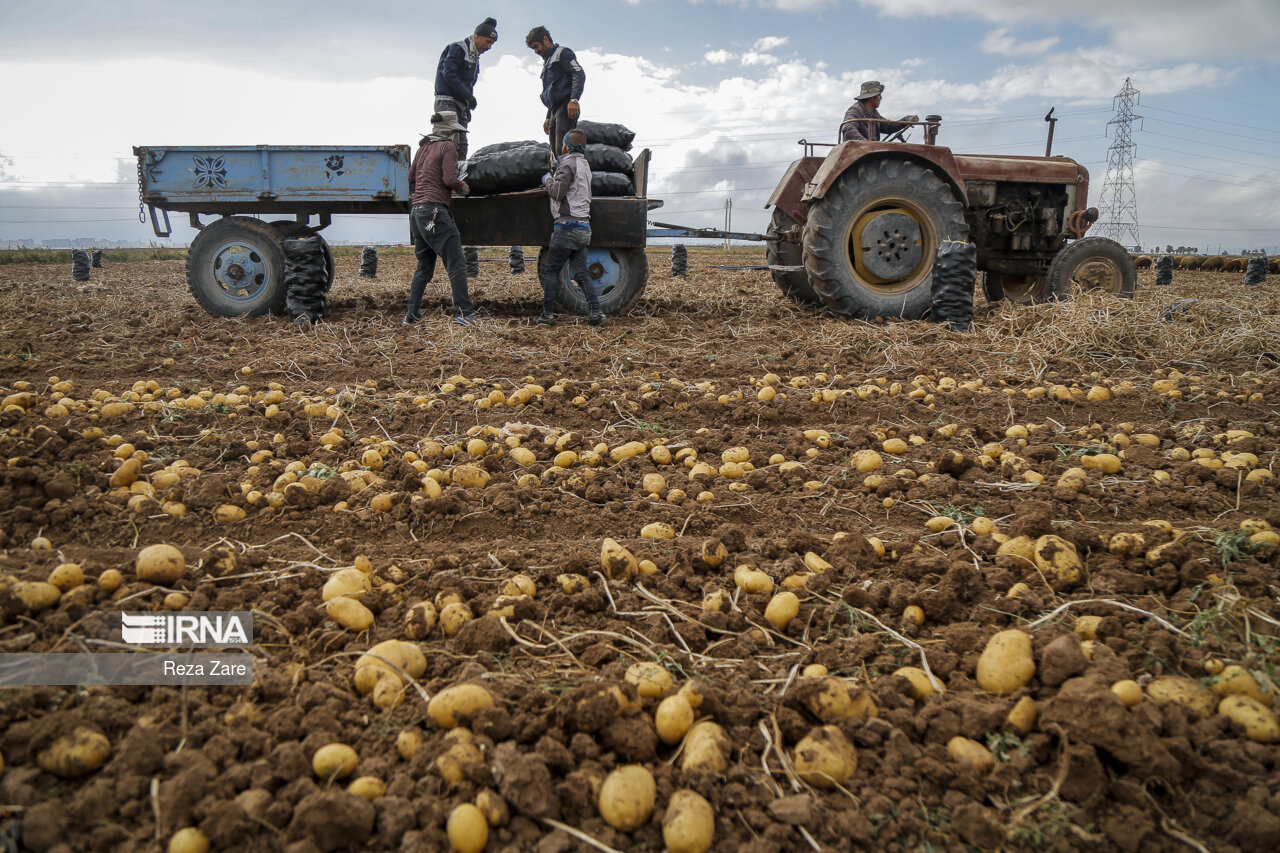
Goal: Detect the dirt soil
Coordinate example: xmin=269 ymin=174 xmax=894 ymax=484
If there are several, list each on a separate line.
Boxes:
xmin=0 ymin=248 xmax=1278 ymax=853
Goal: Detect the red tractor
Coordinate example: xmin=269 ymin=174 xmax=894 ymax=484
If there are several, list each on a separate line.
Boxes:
xmin=765 ymin=116 xmax=1136 ymax=317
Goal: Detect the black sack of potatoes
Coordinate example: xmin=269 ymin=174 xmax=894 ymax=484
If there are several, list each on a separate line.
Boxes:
xmin=464 ymin=246 xmax=480 ymax=278
xmin=1245 ymin=256 xmax=1267 ymax=287
xmin=471 ymin=140 xmax=545 ymax=159
xmin=591 ymin=172 xmax=635 ymax=197
xmin=671 ymin=244 xmax=688 ymax=277
xmin=91 ymin=250 xmax=104 ymax=268
xmin=577 ymin=120 xmax=635 ymax=151
xmin=931 ymin=240 xmax=976 ymax=331
xmin=585 ymin=144 xmax=633 ymax=178
xmin=358 ymin=247 xmax=378 ymax=278
xmin=71 ymin=250 xmax=91 ymax=282
xmin=462 ymin=143 xmax=552 ymax=196
xmin=282 ymin=236 xmax=328 ymax=323
xmin=1155 ymin=254 xmax=1173 ymax=286
xmin=509 ymin=246 xmax=525 ymax=275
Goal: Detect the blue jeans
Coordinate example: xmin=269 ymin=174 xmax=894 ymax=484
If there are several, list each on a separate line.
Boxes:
xmin=540 ymin=225 xmax=598 ymax=315
xmin=407 ymin=203 xmax=473 ymax=319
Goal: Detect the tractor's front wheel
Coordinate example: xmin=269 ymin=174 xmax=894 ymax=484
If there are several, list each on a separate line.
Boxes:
xmin=766 ymin=208 xmax=820 ymax=306
xmin=538 ymin=246 xmax=649 ymax=315
xmin=186 ymin=217 xmax=287 ymax=317
xmin=802 ymin=157 xmax=968 ymax=318
xmin=1046 ymin=237 xmax=1137 ymax=300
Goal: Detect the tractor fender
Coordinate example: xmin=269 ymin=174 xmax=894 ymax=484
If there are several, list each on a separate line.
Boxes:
xmin=765 ymin=156 xmax=824 ymax=226
xmin=801 ymin=143 xmax=969 ymax=208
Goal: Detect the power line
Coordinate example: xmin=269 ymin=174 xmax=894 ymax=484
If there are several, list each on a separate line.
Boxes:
xmin=1136 ymin=129 xmax=1280 ymax=161
xmin=1142 ymin=104 xmax=1280 ymax=136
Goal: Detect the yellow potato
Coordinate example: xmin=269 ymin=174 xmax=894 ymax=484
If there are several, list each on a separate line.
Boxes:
xmin=802 ymin=552 xmax=833 ymax=572
xmin=354 ymin=640 xmax=427 ymax=693
xmin=322 ymin=568 xmax=372 ymax=602
xmin=436 ymin=731 xmax=483 ymax=783
xmin=733 ymin=565 xmax=774 ymax=595
xmin=451 ymin=464 xmax=490 ymax=490
xmin=764 ymin=592 xmax=800 ymax=631
xmin=404 ymin=601 xmax=438 ymax=639
xmin=598 ymin=765 xmax=656 ymax=832
xmin=902 ymin=605 xmax=925 ymax=626
xmin=655 ymin=694 xmax=695 ymax=745
xmin=700 ymin=539 xmax=728 ymax=568
xmin=325 ymin=597 xmax=374 ymax=632
xmin=312 ymin=743 xmax=358 ymax=779
xmin=1146 ymin=676 xmax=1216 ymax=718
xmin=395 ymin=728 xmax=424 ymax=760
xmin=1074 ymin=615 xmax=1102 ymax=641
xmin=976 ymin=629 xmax=1035 ymax=695
xmin=136 ymin=543 xmax=185 ymax=584
xmin=601 ymin=537 xmax=639 ymax=581
xmin=626 ymin=662 xmax=674 ymax=699
xmin=500 ymin=575 xmax=537 ymax=598
xmin=1033 ymin=535 xmax=1082 ymax=588
xmin=439 ymin=602 xmax=474 ymax=636
xmin=475 ymin=789 xmax=509 ymax=827
xmin=804 ymin=677 xmax=877 ymax=722
xmin=701 ymin=590 xmax=726 ymax=612
xmin=946 ymin=736 xmax=995 ymax=773
xmin=447 ymin=803 xmax=489 ymax=853
xmin=641 ymin=522 xmax=676 ymax=540
xmin=1218 ymin=695 xmax=1279 ymax=743
xmin=995 ymin=536 xmax=1036 ymax=569
xmin=680 ymin=721 xmax=729 ymax=773
xmin=558 ymin=573 xmax=590 ymax=594
xmin=47 ymin=563 xmax=84 ymax=591
xmin=893 ymin=666 xmax=943 ymax=701
xmin=167 ymin=828 xmax=210 ymax=853
xmin=970 ymin=516 xmax=996 ymax=535
xmin=1111 ymin=680 xmax=1144 ymax=707
xmin=36 ymin=727 xmax=111 ymax=777
xmin=427 ymin=684 xmax=496 ymax=729
xmin=924 ymin=516 xmax=956 ymax=532
xmin=1006 ymin=696 xmax=1037 ymax=735
xmin=663 ymin=789 xmax=715 ymax=853
xmin=97 ymin=568 xmax=124 ymax=592
xmin=792 ymin=725 xmax=858 ymax=789
xmin=1212 ymin=665 xmax=1273 ymax=707
xmin=347 ymin=776 xmax=386 ymax=801
xmin=12 ymin=581 xmax=61 ymax=613
xmin=802 ymin=664 xmax=829 ymax=678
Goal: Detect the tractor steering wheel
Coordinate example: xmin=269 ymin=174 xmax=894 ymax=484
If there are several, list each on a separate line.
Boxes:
xmin=885 ymin=127 xmax=911 ymax=144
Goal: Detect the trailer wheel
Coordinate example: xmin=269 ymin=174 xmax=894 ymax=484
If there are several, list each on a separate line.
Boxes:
xmin=1046 ymin=237 xmax=1137 ymax=300
xmin=981 ymin=272 xmax=1051 ymax=304
xmin=802 ymin=157 xmax=967 ymax=318
xmin=766 ymin=208 xmax=820 ymax=306
xmin=269 ymin=221 xmax=335 ymax=294
xmin=538 ymin=247 xmax=649 ymax=315
xmin=186 ymin=217 xmax=288 ymax=317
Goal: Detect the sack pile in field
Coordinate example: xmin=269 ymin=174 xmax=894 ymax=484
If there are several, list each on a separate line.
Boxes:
xmin=509 ymin=245 xmax=525 ymax=275
xmin=1244 ymin=256 xmax=1267 ymax=287
xmin=358 ymin=247 xmax=378 ymax=278
xmin=282 ymin=236 xmax=328 ymax=325
xmin=461 ymin=121 xmax=637 ymax=197
xmin=1155 ymin=255 xmax=1173 ymax=286
xmin=671 ymin=244 xmax=688 ymax=277
xmin=91 ymin=250 xmax=103 ymax=269
xmin=931 ymin=240 xmax=976 ymax=332
xmin=464 ymin=246 xmax=480 ymax=277
xmin=71 ymin=250 xmax=91 ymax=282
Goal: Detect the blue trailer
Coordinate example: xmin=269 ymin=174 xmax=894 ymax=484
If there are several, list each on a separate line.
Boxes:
xmin=133 ymin=144 xmax=655 ymax=318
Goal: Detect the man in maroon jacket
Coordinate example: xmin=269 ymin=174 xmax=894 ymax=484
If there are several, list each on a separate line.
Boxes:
xmin=404 ymin=113 xmax=477 ymax=326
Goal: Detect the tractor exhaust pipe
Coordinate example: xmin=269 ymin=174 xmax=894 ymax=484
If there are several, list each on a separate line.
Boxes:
xmin=1045 ymin=107 xmax=1057 ymax=156
xmin=925 ymin=115 xmax=941 ymax=146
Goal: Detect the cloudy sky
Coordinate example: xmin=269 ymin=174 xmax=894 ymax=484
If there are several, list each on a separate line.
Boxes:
xmin=2 ymin=0 xmax=1278 ymax=252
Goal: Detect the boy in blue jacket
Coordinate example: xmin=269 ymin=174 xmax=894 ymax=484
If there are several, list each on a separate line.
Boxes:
xmin=434 ymin=18 xmax=498 ymax=161
xmin=526 ymin=26 xmax=586 ymax=151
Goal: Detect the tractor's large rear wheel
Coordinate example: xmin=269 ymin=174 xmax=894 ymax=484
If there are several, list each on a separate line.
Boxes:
xmin=802 ymin=157 xmax=967 ymax=318
xmin=766 ymin=208 xmax=820 ymax=306
xmin=1046 ymin=237 xmax=1136 ymax=300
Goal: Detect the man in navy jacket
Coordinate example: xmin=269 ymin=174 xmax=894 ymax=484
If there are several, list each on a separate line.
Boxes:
xmin=434 ymin=18 xmax=498 ymax=161
xmin=526 ymin=26 xmax=586 ymax=150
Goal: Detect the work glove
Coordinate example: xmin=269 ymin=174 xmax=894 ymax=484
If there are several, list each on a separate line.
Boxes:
xmin=899 ymin=114 xmax=919 ymax=124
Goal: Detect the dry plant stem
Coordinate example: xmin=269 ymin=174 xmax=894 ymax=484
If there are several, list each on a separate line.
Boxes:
xmin=1024 ymin=598 xmax=1189 ymax=637
xmin=850 ymin=606 xmax=944 ymax=694
xmin=539 ymin=818 xmax=625 ymax=853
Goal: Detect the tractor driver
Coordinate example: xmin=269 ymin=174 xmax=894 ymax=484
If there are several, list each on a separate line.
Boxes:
xmin=839 ymin=81 xmax=918 ymax=143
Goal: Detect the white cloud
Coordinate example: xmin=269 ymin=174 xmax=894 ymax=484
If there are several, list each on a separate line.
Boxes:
xmin=980 ymin=28 xmax=1060 ymax=57
xmin=704 ymin=49 xmax=735 ymax=64
xmin=741 ymin=52 xmax=781 ymax=67
xmin=754 ymin=36 xmax=790 ymax=51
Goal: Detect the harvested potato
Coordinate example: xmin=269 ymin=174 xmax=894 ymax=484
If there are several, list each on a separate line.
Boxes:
xmin=475 ymin=789 xmax=509 ymax=827
xmin=439 ymin=602 xmax=474 ymax=637
xmin=680 ymin=721 xmax=729 ymax=773
xmin=598 ymin=764 xmax=656 ymax=832
xmin=48 ymin=563 xmax=84 ymax=591
xmin=1218 ymin=695 xmax=1279 ymax=743
xmin=804 ymin=677 xmax=877 ymax=722
xmin=1073 ymin=615 xmax=1102 ymax=641
xmin=701 ymin=589 xmax=726 ymax=612
xmin=995 ymin=536 xmax=1036 ymax=569
xmin=1212 ymin=665 xmax=1273 ymax=707
xmin=1006 ymin=696 xmax=1037 ymax=735
xmin=902 ymin=605 xmax=925 ymax=626
xmin=354 ymin=640 xmax=426 ymax=696
xmin=793 ymin=725 xmax=858 ymax=789
xmin=1146 ymin=676 xmax=1216 ymax=717
xmin=677 ymin=680 xmax=707 ymax=709
xmin=1108 ymin=532 xmax=1145 ymax=556
xmin=97 ymin=569 xmax=124 ymax=592
xmin=167 ymin=828 xmax=210 ymax=853
xmin=326 ymin=597 xmax=374 ymax=632
xmin=946 ymin=736 xmax=995 ymax=773
xmin=626 ymin=662 xmax=674 ymax=699
xmin=641 ymin=522 xmax=676 ymax=540
xmin=322 ymin=568 xmax=372 ymax=602
xmin=558 ymin=573 xmax=591 ymax=594
xmin=893 ymin=666 xmax=943 ymax=701
xmin=1033 ymin=535 xmax=1082 ymax=588
xmin=733 ymin=565 xmax=774 ymax=595
xmin=312 ymin=743 xmax=358 ymax=779
xmin=395 ymin=728 xmax=424 ymax=760
xmin=447 ymin=803 xmax=489 ymax=853
xmin=976 ymin=629 xmax=1035 ymax=695
xmin=436 ymin=730 xmax=483 ymax=783
xmin=803 ymin=552 xmax=833 ymax=572
xmin=136 ymin=543 xmax=185 ymax=584
xmin=12 ymin=581 xmax=61 ymax=613
xmin=764 ymin=591 xmax=799 ymax=631
xmin=404 ymin=601 xmax=438 ymax=639
xmin=427 ymin=684 xmax=496 ymax=729
xmin=1111 ymin=680 xmax=1144 ymax=707
xmin=500 ymin=575 xmax=537 ymax=598
xmin=601 ymin=537 xmax=639 ymax=581
xmin=36 ymin=727 xmax=111 ymax=777
xmin=655 ymin=694 xmax=695 ymax=745
xmin=663 ymin=789 xmax=715 ymax=853
xmin=701 ymin=539 xmax=728 ymax=568
xmin=802 ymin=664 xmax=829 ymax=678
xmin=347 ymin=776 xmax=386 ymax=801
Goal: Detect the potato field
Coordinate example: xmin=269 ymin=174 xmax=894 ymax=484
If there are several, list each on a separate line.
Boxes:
xmin=1 ymin=247 xmax=1278 ymax=853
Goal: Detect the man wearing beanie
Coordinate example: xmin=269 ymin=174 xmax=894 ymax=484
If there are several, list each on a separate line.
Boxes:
xmin=525 ymin=26 xmax=586 ymax=151
xmin=434 ymin=18 xmax=498 ymax=161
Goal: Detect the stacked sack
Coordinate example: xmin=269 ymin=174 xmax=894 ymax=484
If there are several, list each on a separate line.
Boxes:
xmin=460 ymin=120 xmax=637 ymax=197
